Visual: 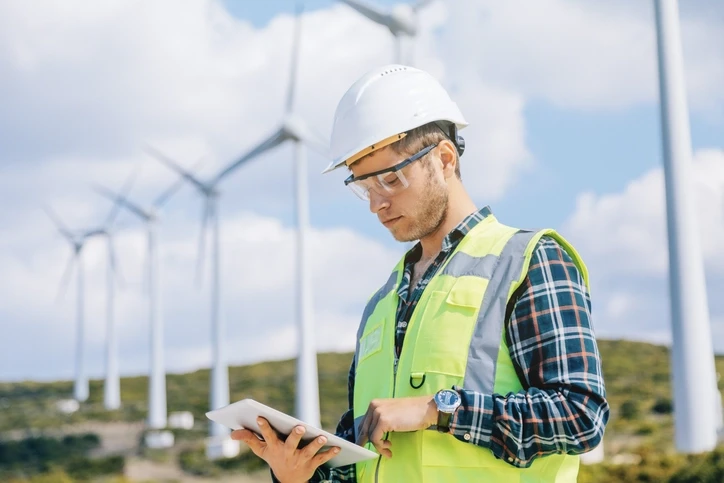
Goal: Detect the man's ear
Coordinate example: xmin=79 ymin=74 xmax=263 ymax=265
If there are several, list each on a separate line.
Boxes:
xmin=438 ymin=140 xmax=458 ymax=179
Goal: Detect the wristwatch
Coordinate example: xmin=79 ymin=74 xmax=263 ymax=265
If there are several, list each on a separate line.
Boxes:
xmin=434 ymin=389 xmax=461 ymax=433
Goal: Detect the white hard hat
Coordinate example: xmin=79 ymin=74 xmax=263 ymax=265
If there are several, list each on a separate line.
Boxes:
xmin=323 ymin=64 xmax=468 ymax=174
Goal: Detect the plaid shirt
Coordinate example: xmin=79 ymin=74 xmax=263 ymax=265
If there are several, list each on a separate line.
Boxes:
xmin=297 ymin=207 xmax=608 ymax=482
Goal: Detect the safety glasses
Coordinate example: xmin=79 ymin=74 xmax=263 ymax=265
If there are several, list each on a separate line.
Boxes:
xmin=343 ymin=143 xmax=438 ymax=201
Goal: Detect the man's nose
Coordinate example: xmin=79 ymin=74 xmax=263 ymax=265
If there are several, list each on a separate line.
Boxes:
xmin=368 ymin=189 xmax=390 ymax=214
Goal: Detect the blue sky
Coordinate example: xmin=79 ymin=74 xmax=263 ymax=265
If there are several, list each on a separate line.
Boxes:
xmin=0 ymin=0 xmax=722 ymax=382
xmin=224 ymin=0 xmax=404 ymax=27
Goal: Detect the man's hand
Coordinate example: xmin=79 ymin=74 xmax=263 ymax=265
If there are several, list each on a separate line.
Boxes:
xmin=231 ymin=417 xmax=340 ymax=483
xmin=356 ymin=395 xmax=438 ymax=458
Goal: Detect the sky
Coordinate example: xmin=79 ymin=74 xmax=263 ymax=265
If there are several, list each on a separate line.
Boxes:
xmin=0 ymin=0 xmax=723 ymax=383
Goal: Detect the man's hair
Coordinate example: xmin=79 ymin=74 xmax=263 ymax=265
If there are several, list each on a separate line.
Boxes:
xmin=390 ymin=122 xmax=461 ymax=180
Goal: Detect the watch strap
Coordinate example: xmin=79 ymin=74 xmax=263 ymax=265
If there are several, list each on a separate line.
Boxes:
xmin=436 ymin=408 xmax=454 ymax=432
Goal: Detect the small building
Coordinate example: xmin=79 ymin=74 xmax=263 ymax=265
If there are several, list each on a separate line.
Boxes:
xmin=145 ymin=430 xmax=175 ymax=449
xmin=56 ymin=399 xmax=80 ymax=414
xmin=168 ymin=411 xmax=194 ymax=430
xmin=205 ymin=436 xmax=240 ymax=460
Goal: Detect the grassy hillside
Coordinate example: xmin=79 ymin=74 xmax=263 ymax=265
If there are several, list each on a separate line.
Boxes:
xmin=0 ymin=351 xmax=353 ymax=434
xmin=1 ymin=340 xmax=723 ymax=482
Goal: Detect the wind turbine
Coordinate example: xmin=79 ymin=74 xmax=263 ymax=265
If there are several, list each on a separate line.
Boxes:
xmin=338 ymin=0 xmax=433 ymax=64
xmin=145 ymin=145 xmax=235 ymax=455
xmin=212 ymin=3 xmax=328 ymax=428
xmin=653 ymin=0 xmax=719 ymax=453
xmin=45 ymin=208 xmax=92 ymax=403
xmin=147 ymin=4 xmax=326 ymax=438
xmin=81 ymin=174 xmax=136 ymax=411
xmin=93 ymin=175 xmax=188 ymax=446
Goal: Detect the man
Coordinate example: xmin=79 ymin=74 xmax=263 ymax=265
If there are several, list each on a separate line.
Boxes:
xmin=232 ymin=65 xmax=609 ymax=482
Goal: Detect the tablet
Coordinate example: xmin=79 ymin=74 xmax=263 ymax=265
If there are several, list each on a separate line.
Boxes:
xmin=206 ymin=398 xmax=378 ymax=467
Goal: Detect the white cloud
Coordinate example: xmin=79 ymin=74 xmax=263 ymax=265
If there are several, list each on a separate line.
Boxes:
xmin=0 ymin=0 xmax=533 ymax=209
xmin=447 ymin=0 xmax=724 ymax=113
xmin=564 ymin=149 xmax=724 ymax=277
xmin=563 ymin=149 xmax=724 ymax=352
xmin=0 ymin=207 xmax=401 ymax=380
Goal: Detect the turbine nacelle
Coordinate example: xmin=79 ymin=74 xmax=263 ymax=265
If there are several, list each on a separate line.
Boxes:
xmin=282 ymin=114 xmax=330 ymax=156
xmin=389 ymin=4 xmax=417 ymax=36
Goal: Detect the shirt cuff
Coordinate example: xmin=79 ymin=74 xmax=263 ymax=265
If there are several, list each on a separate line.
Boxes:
xmin=448 ymin=385 xmax=494 ymax=448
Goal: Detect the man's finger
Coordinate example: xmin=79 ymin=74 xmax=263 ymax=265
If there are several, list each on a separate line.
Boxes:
xmin=300 ymin=435 xmax=329 ymax=460
xmin=312 ymin=447 xmax=341 ymax=467
xmin=370 ymin=434 xmax=392 ymax=459
xmin=368 ymin=414 xmax=389 ymax=457
xmin=231 ymin=429 xmax=266 ymax=456
xmin=284 ymin=425 xmax=306 ymax=453
xmin=256 ymin=417 xmax=280 ymax=445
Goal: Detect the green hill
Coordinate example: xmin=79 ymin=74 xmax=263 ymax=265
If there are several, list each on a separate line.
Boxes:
xmin=1 ymin=340 xmax=723 ymax=482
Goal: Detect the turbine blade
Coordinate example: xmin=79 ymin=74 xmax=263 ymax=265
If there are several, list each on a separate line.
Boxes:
xmin=286 ymin=2 xmax=304 ymax=114
xmin=413 ymin=0 xmax=435 ymax=12
xmin=141 ymin=234 xmax=149 ymax=295
xmin=106 ymin=235 xmax=125 ymax=290
xmin=214 ymin=128 xmax=288 ymax=184
xmin=296 ymin=122 xmax=331 ymax=157
xmin=94 ymin=184 xmax=149 ymax=221
xmin=195 ymin=199 xmax=211 ymax=288
xmin=83 ymin=228 xmax=105 ymax=240
xmin=339 ymin=0 xmax=390 ymax=27
xmin=105 ymin=169 xmax=139 ymax=228
xmin=145 ymin=144 xmax=209 ymax=193
xmin=44 ymin=206 xmax=74 ymax=240
xmin=56 ymin=250 xmax=77 ymax=303
xmin=154 ymin=156 xmax=207 ymax=208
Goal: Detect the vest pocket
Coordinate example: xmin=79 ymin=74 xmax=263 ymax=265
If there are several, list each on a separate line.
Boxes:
xmin=410 ymin=281 xmax=484 ymax=379
xmin=358 ymin=324 xmax=384 ymax=364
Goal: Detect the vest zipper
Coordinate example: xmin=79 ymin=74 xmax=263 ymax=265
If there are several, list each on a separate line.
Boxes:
xmin=374 ymin=339 xmax=400 ymax=482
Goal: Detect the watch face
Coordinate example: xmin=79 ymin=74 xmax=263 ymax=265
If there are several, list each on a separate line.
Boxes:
xmin=435 ymin=389 xmax=461 ymax=412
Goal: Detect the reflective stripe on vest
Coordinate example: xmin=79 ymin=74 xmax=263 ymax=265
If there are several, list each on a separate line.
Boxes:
xmin=352 ymin=217 xmax=586 ymax=482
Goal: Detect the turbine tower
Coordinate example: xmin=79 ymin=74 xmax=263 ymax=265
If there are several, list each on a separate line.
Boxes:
xmin=93 ymin=176 xmax=187 ymax=446
xmin=338 ymin=0 xmax=433 ymax=64
xmin=213 ymin=3 xmax=328 ymax=428
xmin=45 ymin=208 xmax=92 ymax=403
xmin=82 ymin=174 xmax=135 ymax=411
xmin=145 ymin=147 xmax=232 ymax=451
xmin=82 ymin=228 xmax=123 ymax=410
xmin=653 ymin=0 xmax=719 ymax=453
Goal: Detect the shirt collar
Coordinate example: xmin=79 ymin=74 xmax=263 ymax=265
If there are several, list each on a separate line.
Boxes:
xmin=404 ymin=205 xmax=493 ymax=264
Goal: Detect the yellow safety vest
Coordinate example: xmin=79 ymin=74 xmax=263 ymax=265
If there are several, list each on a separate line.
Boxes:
xmin=353 ymin=215 xmax=589 ymax=482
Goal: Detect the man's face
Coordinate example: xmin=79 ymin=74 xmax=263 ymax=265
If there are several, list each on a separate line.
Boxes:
xmin=349 ymin=145 xmax=448 ymax=242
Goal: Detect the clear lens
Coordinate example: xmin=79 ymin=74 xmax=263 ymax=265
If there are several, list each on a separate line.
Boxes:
xmin=344 ymin=143 xmax=436 ymax=201
xmin=347 ymin=182 xmax=370 ymax=200
xmin=347 ymin=169 xmax=410 ymax=201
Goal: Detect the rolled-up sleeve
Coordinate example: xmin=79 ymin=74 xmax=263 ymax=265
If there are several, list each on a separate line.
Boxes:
xmin=448 ymin=236 xmax=609 ymax=468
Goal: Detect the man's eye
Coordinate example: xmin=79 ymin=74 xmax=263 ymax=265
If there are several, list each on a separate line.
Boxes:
xmin=383 ymin=174 xmax=399 ymax=185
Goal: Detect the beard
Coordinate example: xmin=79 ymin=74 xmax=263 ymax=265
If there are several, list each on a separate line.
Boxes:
xmin=390 ymin=167 xmax=449 ymax=243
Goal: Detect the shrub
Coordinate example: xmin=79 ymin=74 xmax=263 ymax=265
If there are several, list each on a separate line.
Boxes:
xmin=64 ymin=455 xmax=124 ymax=480
xmin=179 ymin=446 xmax=268 ymax=477
xmin=620 ymin=399 xmax=641 ymax=420
xmin=652 ymin=398 xmax=674 ymax=414
xmin=0 ymin=433 xmax=120 ymax=481
xmin=636 ymin=422 xmax=657 ymax=435
xmin=668 ymin=448 xmax=724 ymax=483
